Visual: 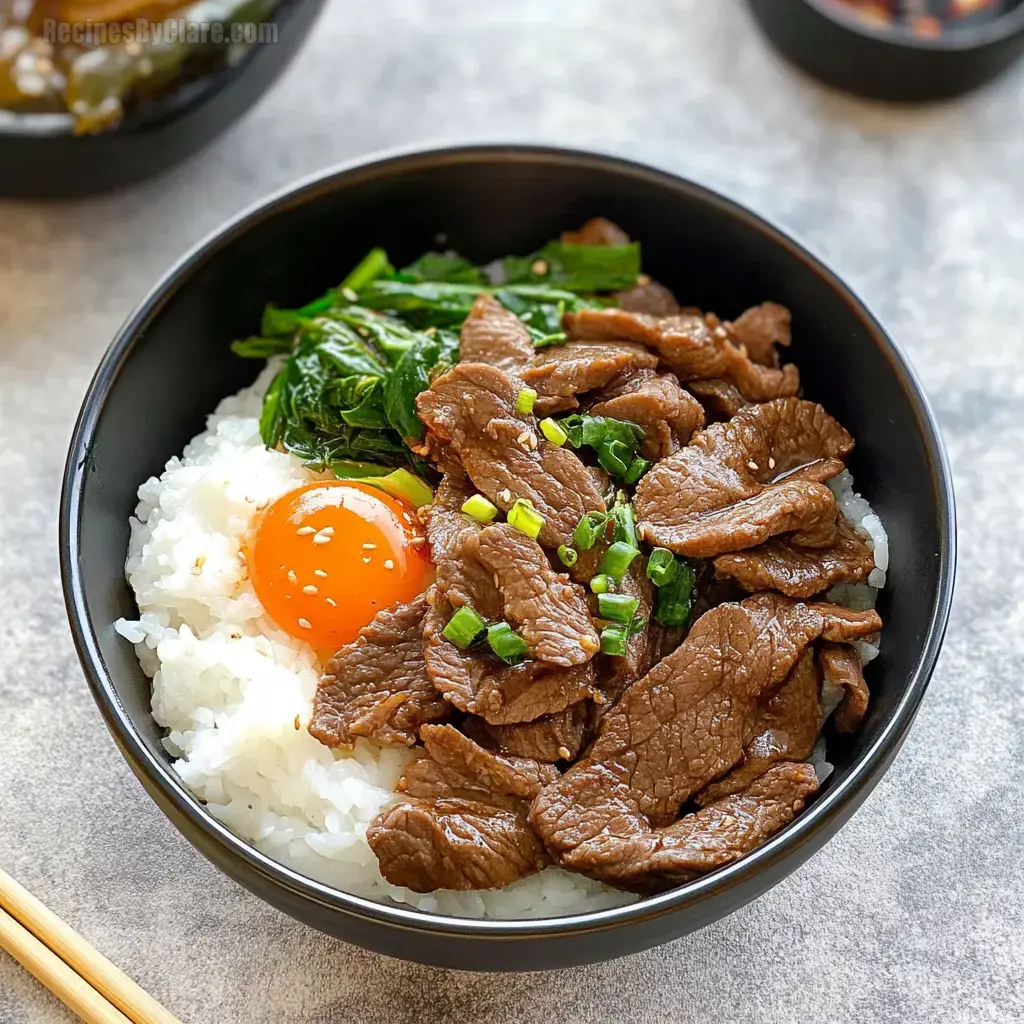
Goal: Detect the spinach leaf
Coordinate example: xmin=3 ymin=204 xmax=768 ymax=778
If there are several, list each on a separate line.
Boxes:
xmin=398 ymin=252 xmax=484 ymax=284
xmin=231 ymin=335 xmax=293 ymax=358
xmin=327 ymin=307 xmax=422 ymax=365
xmin=256 ymin=317 xmax=414 ymax=471
xmin=384 ymin=328 xmax=460 ymax=442
xmin=490 ymin=241 xmax=641 ymax=293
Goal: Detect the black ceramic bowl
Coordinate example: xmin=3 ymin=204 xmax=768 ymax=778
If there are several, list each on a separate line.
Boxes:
xmin=60 ymin=144 xmax=955 ymax=971
xmin=0 ymin=0 xmax=323 ymax=199
xmin=748 ymin=0 xmax=1024 ymax=101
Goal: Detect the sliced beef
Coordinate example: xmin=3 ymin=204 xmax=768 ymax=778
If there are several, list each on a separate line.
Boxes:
xmin=590 ymin=369 xmax=705 ymax=460
xmin=695 ymin=649 xmax=821 ymax=806
xmin=466 ymin=524 xmax=599 ymax=666
xmin=367 ymin=724 xmax=555 ymax=892
xmin=726 ymin=302 xmax=792 ymax=367
xmin=713 ymin=515 xmax=876 ymax=598
xmin=310 ymin=594 xmax=448 ymax=748
xmin=421 ymin=477 xmax=504 ymax=620
xmin=819 ymin=642 xmax=870 ymax=733
xmin=634 ymin=398 xmax=853 ymax=558
xmin=809 ymin=603 xmax=882 ymax=642
xmin=423 ymin=595 xmax=598 ymax=724
xmin=616 ymin=281 xmax=681 ymax=317
xmin=416 ymin=363 xmax=606 ymax=551
xmin=565 ymin=308 xmax=799 ymax=403
xmin=521 ymin=342 xmax=658 ymax=413
xmin=554 ymin=762 xmax=818 ymax=893
xmin=459 ymin=294 xmax=535 ymax=372
xmin=465 ymin=703 xmax=589 ymax=763
xmin=561 ymin=217 xmax=631 ymax=246
xmin=688 ymin=378 xmax=749 ymax=421
xmin=530 ymin=594 xmax=873 ymax=887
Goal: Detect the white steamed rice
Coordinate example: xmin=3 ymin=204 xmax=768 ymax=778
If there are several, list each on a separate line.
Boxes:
xmin=115 ymin=369 xmax=887 ymax=918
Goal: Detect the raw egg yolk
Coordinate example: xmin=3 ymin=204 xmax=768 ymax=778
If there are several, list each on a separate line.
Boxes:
xmin=249 ymin=481 xmax=433 ymax=654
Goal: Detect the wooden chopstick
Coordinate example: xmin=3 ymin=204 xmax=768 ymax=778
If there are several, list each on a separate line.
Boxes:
xmin=0 ymin=906 xmax=133 ymax=1024
xmin=0 ymin=868 xmax=183 ymax=1024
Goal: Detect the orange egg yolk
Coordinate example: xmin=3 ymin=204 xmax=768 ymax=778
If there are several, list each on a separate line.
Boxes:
xmin=249 ymin=481 xmax=433 ymax=655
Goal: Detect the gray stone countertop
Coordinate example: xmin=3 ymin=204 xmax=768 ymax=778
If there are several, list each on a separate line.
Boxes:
xmin=1 ymin=1 xmax=1022 ymax=1021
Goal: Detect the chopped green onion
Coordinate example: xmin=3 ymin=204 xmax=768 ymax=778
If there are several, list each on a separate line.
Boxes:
xmin=487 ymin=622 xmax=530 ymax=664
xmin=590 ymin=574 xmax=613 ymax=595
xmin=557 ymin=544 xmax=579 ymax=568
xmin=597 ymin=439 xmax=631 ymax=477
xmin=555 ymin=415 xmax=646 ymax=480
xmin=601 ymin=541 xmax=639 ymax=581
xmin=600 ymin=624 xmax=629 ymax=657
xmin=349 ymin=468 xmax=434 ymax=509
xmin=539 ymin=417 xmax=569 ymax=447
xmin=507 ymin=498 xmax=545 ymax=540
xmin=623 ymin=457 xmax=652 ymax=486
xmin=647 ymin=548 xmax=679 ymax=587
xmin=461 ymin=494 xmax=498 ymax=524
xmin=628 ymin=615 xmax=647 ymax=637
xmin=516 ymin=388 xmax=538 ymax=414
xmin=443 ymin=607 xmax=485 ymax=649
xmin=598 ymin=593 xmax=640 ymax=624
xmin=654 ymin=559 xmax=697 ymax=628
xmin=609 ymin=503 xmax=638 ymax=549
xmin=573 ymin=511 xmax=608 ymax=551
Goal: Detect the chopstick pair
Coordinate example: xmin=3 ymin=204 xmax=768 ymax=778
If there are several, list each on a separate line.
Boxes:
xmin=0 ymin=868 xmax=182 ymax=1024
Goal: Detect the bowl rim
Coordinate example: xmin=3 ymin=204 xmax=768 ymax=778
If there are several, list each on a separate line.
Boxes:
xmin=802 ymin=0 xmax=1024 ymax=52
xmin=59 ymin=142 xmax=957 ymax=940
xmin=0 ymin=0 xmax=312 ymax=140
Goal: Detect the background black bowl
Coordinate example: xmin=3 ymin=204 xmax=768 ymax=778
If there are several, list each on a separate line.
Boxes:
xmin=0 ymin=0 xmax=324 ymax=199
xmin=747 ymin=0 xmax=1024 ymax=102
xmin=60 ymin=145 xmax=955 ymax=971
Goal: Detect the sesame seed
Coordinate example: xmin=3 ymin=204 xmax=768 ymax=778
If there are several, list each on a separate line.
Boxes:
xmin=411 ymin=537 xmax=427 ymax=548
xmin=402 ymin=513 xmax=413 ymax=524
xmin=341 ymin=287 xmax=358 ymax=302
xmin=296 ymin=526 xmax=315 ymax=536
xmin=362 ymin=543 xmax=377 ymax=550
xmin=287 ymin=569 xmax=298 ymax=584
xmin=297 ymin=618 xmax=312 ymax=630
xmin=314 ymin=569 xmax=328 ymax=577
xmin=312 ymin=535 xmax=331 ymax=545
xmin=237 ymin=551 xmax=247 ymax=562
xmin=748 ymin=461 xmax=759 ymax=471
xmin=325 ymin=597 xmax=338 ymax=607
xmin=362 ymin=556 xmax=371 ymax=564
xmin=715 ymin=326 xmax=728 ymax=339
xmin=493 ymin=574 xmax=500 ymax=589
xmin=768 ymin=457 xmax=776 ymax=470
xmin=384 ymin=559 xmax=395 ymax=570
xmin=499 ymin=488 xmax=512 ymax=503
xmin=302 ymin=585 xmax=319 ymax=595
xmin=294 ymin=715 xmax=301 ymax=730
xmin=531 ymin=259 xmax=548 ymax=275
xmin=319 ymin=526 xmax=335 ymax=536
xmin=636 ymin=273 xmax=651 ymax=286
xmin=558 ymin=746 xmax=571 ymax=760
xmin=580 ymin=636 xmax=600 ymax=654
xmin=191 ymin=555 xmax=206 ymax=576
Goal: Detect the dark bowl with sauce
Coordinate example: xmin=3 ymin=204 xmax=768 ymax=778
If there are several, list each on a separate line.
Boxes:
xmin=59 ymin=145 xmax=956 ymax=970
xmin=0 ymin=0 xmax=324 ymax=199
xmin=747 ymin=0 xmax=1024 ymax=101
